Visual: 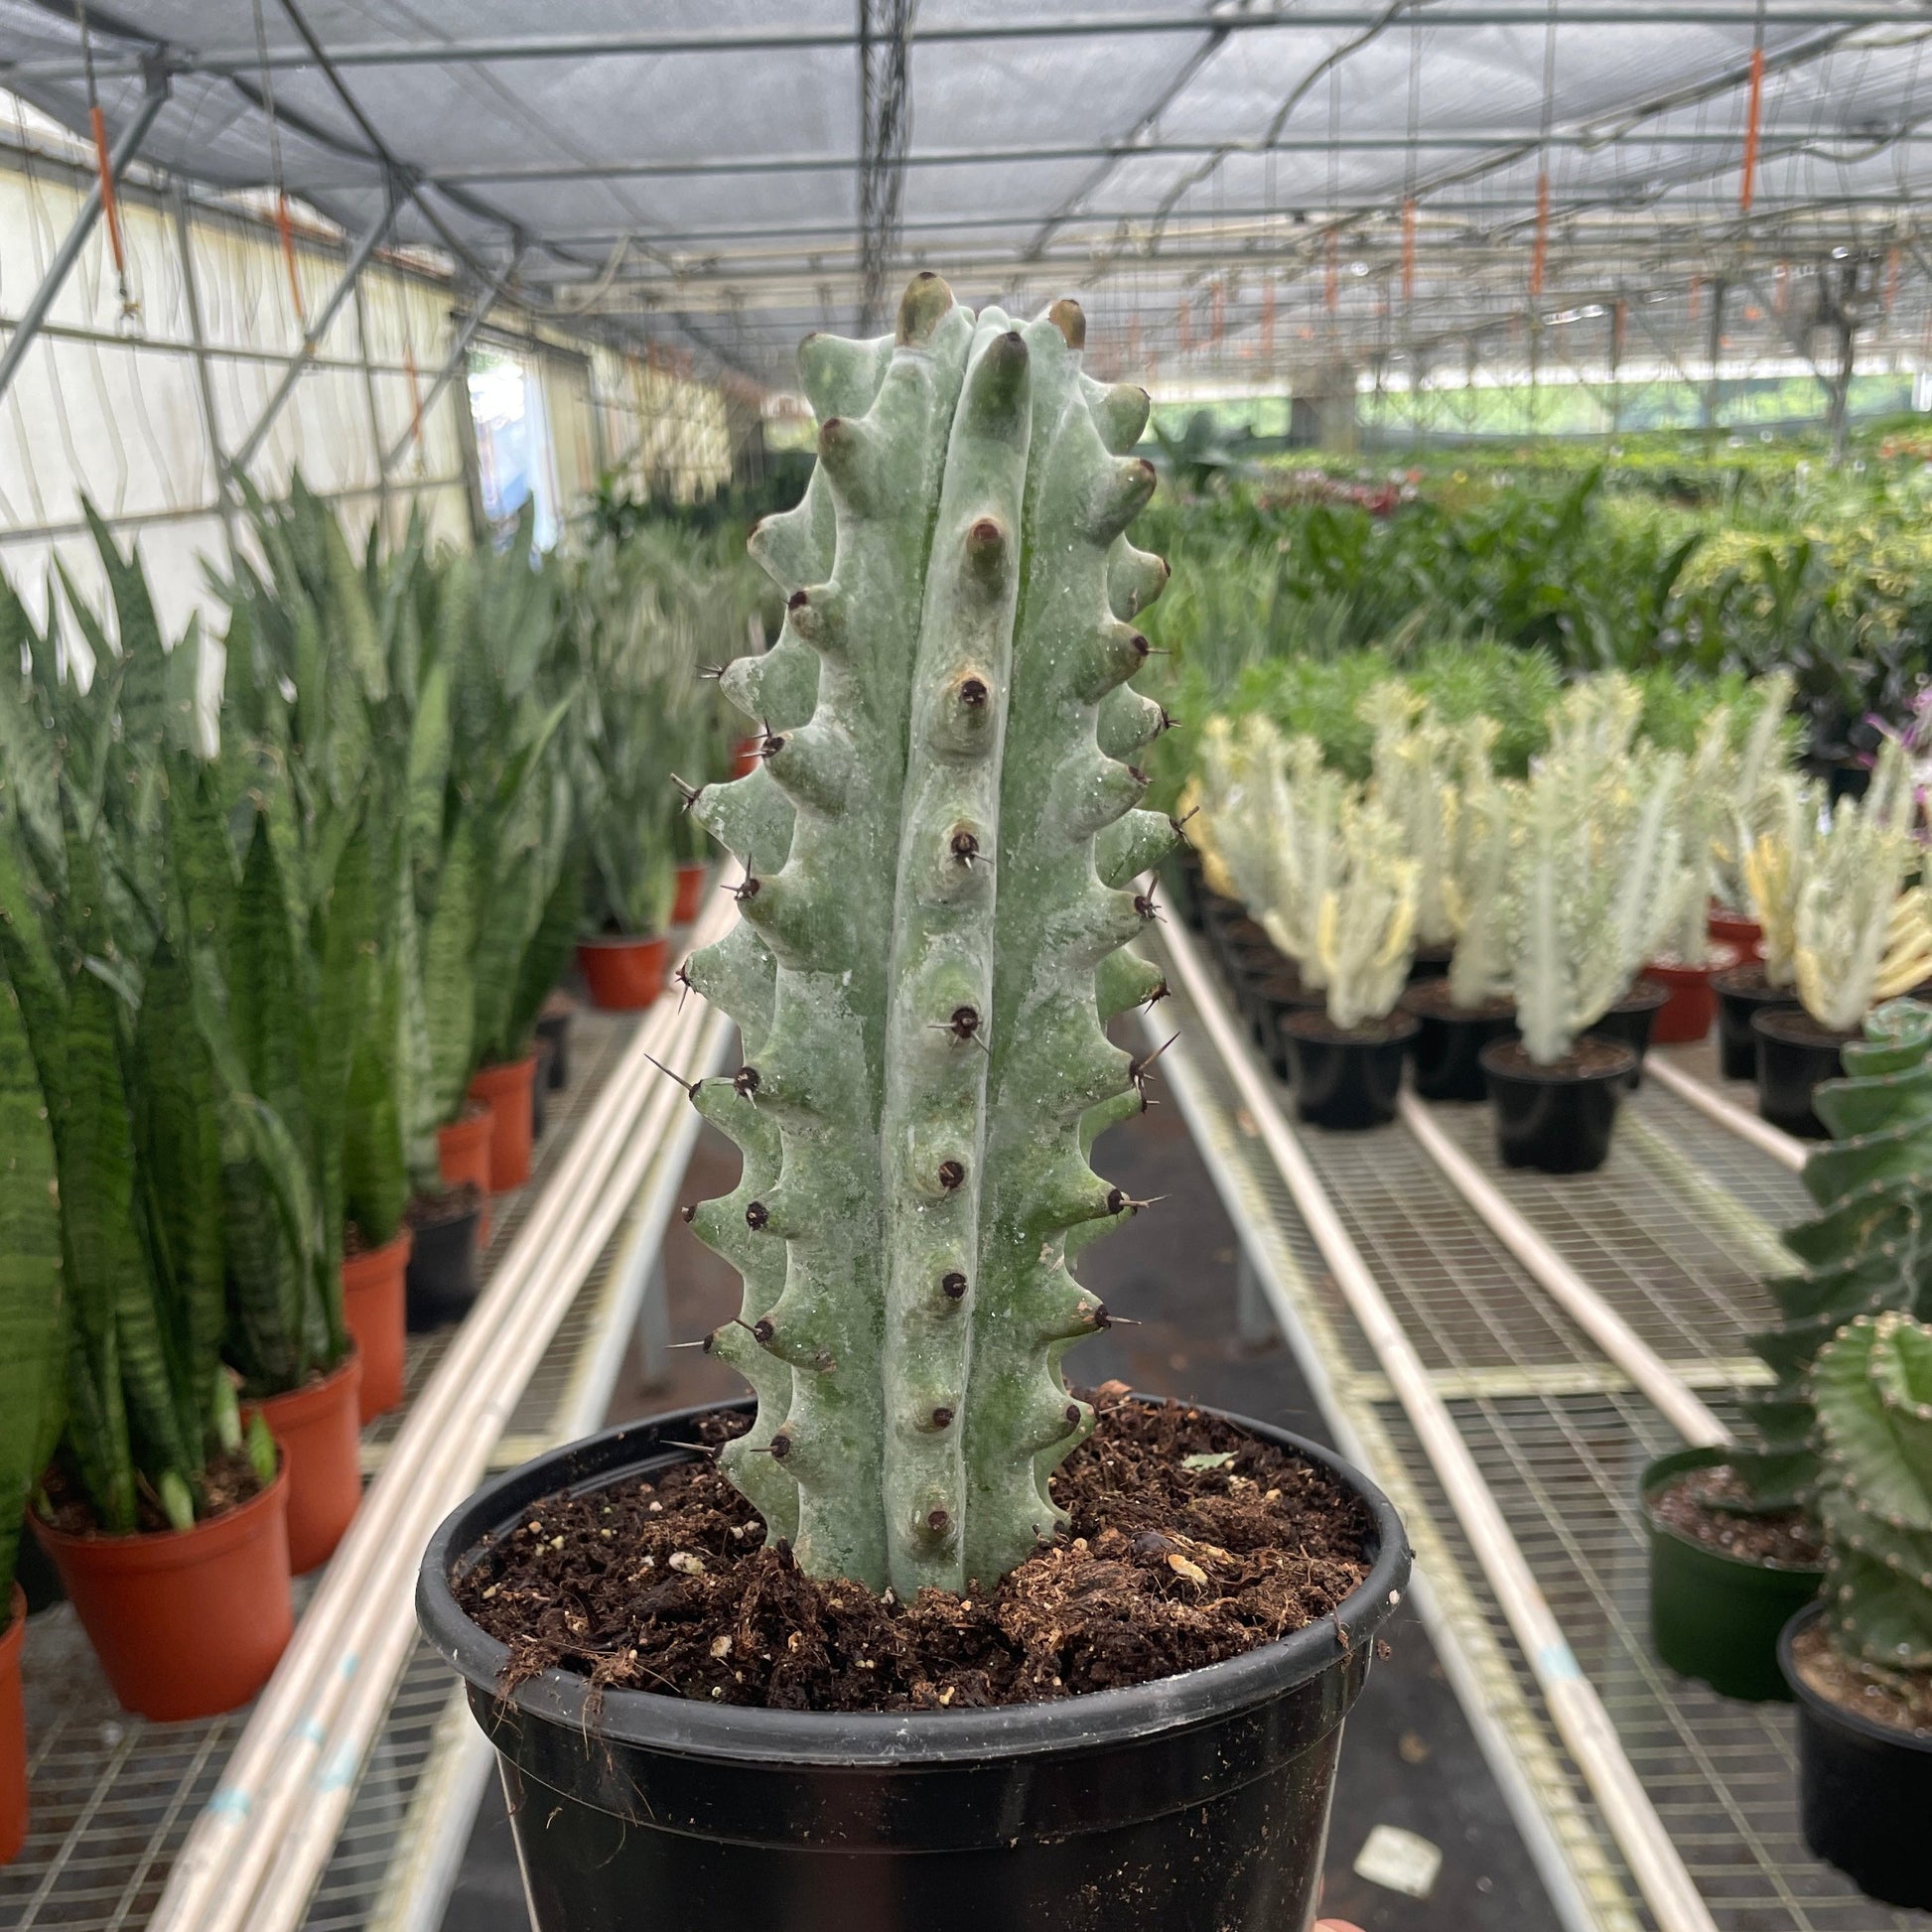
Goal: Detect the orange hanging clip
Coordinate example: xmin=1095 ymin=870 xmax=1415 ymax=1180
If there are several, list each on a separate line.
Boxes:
xmin=1530 ymin=172 xmax=1551 ymax=299
xmin=1739 ymin=43 xmax=1765 ymax=214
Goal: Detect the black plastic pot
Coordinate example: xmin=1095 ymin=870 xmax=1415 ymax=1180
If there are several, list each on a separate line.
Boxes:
xmin=535 ymin=1004 xmax=573 ymax=1091
xmin=418 ymin=1402 xmax=1410 ymax=1932
xmin=1589 ymin=979 xmax=1669 ymax=1090
xmin=1401 ymin=988 xmax=1516 ymax=1103
xmin=1780 ymin=1602 xmax=1932 ymax=1909
xmin=1751 ymin=1009 xmax=1854 ymax=1140
xmin=1713 ymin=965 xmax=1799 ymax=1082
xmin=1279 ymin=1011 xmax=1417 ymax=1130
xmin=1251 ymin=966 xmax=1322 ymax=1079
xmin=531 ymin=1036 xmax=556 ymax=1141
xmin=1166 ymin=846 xmax=1204 ymax=930
xmin=1641 ymin=1447 xmax=1821 ymax=1703
xmin=406 ymin=1197 xmax=483 ymax=1330
xmin=1478 ymin=1037 xmax=1636 ymax=1173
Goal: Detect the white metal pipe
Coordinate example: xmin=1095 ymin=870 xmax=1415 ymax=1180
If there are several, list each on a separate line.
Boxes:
xmin=153 ymin=897 xmax=734 ymax=1932
xmin=245 ymin=1003 xmax=734 ymax=1932
xmin=220 ymin=990 xmax=717 ymax=1932
xmin=1396 ymin=1092 xmax=1731 ymax=1450
xmin=1161 ymin=916 xmax=1720 ymax=1932
xmin=1644 ymin=1052 xmax=1807 ymax=1173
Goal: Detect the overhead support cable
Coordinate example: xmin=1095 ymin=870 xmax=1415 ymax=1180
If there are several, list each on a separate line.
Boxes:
xmin=856 ymin=0 xmax=914 ymax=333
xmin=0 ymin=57 xmax=166 ymax=406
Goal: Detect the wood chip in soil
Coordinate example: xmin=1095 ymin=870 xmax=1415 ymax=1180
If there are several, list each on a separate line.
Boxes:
xmin=454 ymin=1385 xmax=1374 ymax=1714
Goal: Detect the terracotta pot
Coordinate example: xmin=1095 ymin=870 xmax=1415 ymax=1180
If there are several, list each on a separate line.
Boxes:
xmin=342 ymin=1231 xmax=412 ymax=1421
xmin=1 ymin=1586 xmax=24 ymax=1866
xmin=577 ymin=934 xmax=669 ymax=1012
xmin=31 ymin=1465 xmax=294 ymax=1721
xmin=672 ymin=862 xmax=708 ymax=925
xmin=730 ymin=736 xmax=761 ymax=779
xmin=1708 ymin=906 xmax=1763 ymax=963
xmin=469 ymin=1055 xmax=537 ymax=1190
xmin=252 ymin=1350 xmax=364 ymax=1573
xmin=1645 ymin=946 xmax=1739 ymax=1046
xmin=438 ymin=1105 xmax=494 ymax=1244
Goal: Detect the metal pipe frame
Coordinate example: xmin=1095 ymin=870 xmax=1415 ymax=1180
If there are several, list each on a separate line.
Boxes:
xmin=379 ymin=248 xmax=523 ymax=472
xmin=15 ymin=4 xmax=1928 ymax=81
xmin=228 ymin=189 xmax=402 ymax=476
xmin=0 ymin=63 xmax=168 ymax=407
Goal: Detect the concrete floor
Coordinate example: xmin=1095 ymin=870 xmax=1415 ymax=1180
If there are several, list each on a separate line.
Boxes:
xmin=442 ymin=1086 xmax=1556 ymax=1931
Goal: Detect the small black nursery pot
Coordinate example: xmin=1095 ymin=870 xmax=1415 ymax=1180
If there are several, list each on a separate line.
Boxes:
xmin=1751 ymin=1009 xmax=1855 ymax=1139
xmin=1713 ymin=964 xmax=1799 ymax=1082
xmin=1780 ymin=1603 xmax=1932 ymax=1910
xmin=405 ymin=1193 xmax=483 ymax=1330
xmin=1479 ymin=1036 xmax=1636 ymax=1173
xmin=535 ymin=1000 xmax=574 ymax=1090
xmin=1279 ymin=1010 xmax=1417 ymax=1130
xmin=418 ymin=1403 xmax=1411 ymax=1932
xmin=1400 ymin=982 xmax=1516 ymax=1103
xmin=1591 ymin=978 xmax=1668 ymax=1089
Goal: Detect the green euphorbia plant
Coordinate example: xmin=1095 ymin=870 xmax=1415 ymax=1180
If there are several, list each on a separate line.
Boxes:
xmin=678 ymin=276 xmax=1175 ymax=1595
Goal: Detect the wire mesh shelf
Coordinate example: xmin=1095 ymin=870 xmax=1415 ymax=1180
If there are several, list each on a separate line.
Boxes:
xmin=1151 ymin=938 xmax=1925 ymax=1932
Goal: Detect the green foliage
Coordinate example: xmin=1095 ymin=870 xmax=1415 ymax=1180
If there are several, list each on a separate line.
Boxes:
xmin=682 ymin=278 xmax=1173 ymax=1594
xmin=1812 ymin=1310 xmax=1932 ymax=1672
xmin=1726 ymin=1000 xmax=1932 ymax=1518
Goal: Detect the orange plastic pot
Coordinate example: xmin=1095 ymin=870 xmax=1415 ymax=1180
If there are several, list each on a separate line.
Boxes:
xmin=1708 ymin=906 xmax=1763 ymax=964
xmin=673 ymin=862 xmax=708 ymax=925
xmin=31 ymin=1465 xmax=293 ymax=1721
xmin=577 ymin=934 xmax=668 ymax=1011
xmin=1645 ymin=946 xmax=1739 ymax=1045
xmin=730 ymin=736 xmax=761 ymax=779
xmin=343 ymin=1231 xmax=411 ymax=1421
xmin=439 ymin=1105 xmax=494 ymax=1244
xmin=1 ymin=1586 xmax=24 ymax=1865
xmin=468 ymin=1056 xmax=537 ymax=1191
xmin=252 ymin=1351 xmax=364 ymax=1573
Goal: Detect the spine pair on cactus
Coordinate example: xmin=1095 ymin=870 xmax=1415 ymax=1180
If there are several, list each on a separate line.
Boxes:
xmin=676 ymin=275 xmax=1174 ymax=1596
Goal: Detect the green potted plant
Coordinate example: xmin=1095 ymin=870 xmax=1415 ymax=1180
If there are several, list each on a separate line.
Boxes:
xmin=1401 ymin=717 xmax=1520 ymax=1100
xmin=1640 ymin=999 xmax=1932 ymax=1700
xmin=1480 ymin=704 xmax=1685 ymax=1172
xmin=1751 ymin=741 xmax=1932 ymax=1135
xmin=1364 ymin=683 xmax=1455 ymax=978
xmin=0 ymin=557 xmax=290 ymax=1722
xmin=0 ymin=967 xmax=63 ymax=1863
xmin=418 ymin=278 xmax=1407 ymax=1930
xmin=1276 ymin=793 xmax=1421 ymax=1129
xmin=1779 ymin=1310 xmax=1932 ymax=1906
xmin=1705 ymin=669 xmax=1795 ymax=967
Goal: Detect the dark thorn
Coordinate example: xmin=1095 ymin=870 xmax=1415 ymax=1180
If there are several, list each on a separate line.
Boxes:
xmin=1128 ymin=1033 xmax=1178 ymax=1107
xmin=1140 ymin=644 xmax=1172 ymax=657
xmin=768 ymin=1433 xmax=792 ymax=1460
xmin=931 ymin=1406 xmax=955 ymax=1429
xmin=926 ymin=1508 xmax=950 ymax=1533
xmin=728 ymin=865 xmax=761 ymax=901
xmin=941 ymin=1270 xmax=969 ymax=1300
xmin=672 ymin=774 xmax=704 ymax=811
xmin=642 ymin=1049 xmax=700 ymax=1099
xmin=1143 ymin=978 xmax=1172 ymax=1010
xmin=950 ymin=828 xmax=980 ymax=864
xmin=1064 ymin=1403 xmax=1082 ymax=1426
xmin=1157 ymin=707 xmax=1178 ymax=735
xmin=937 ymin=1159 xmax=965 ymax=1191
xmin=775 ymin=1539 xmax=793 ymax=1564
xmin=697 ymin=664 xmax=726 ymax=681
xmin=812 ymin=1349 xmax=837 ymax=1373
xmin=734 ymin=1063 xmax=762 ymax=1098
xmin=660 ymin=1441 xmax=717 ymax=1456
xmin=680 ymin=1202 xmax=697 ymax=1223
xmin=1170 ymin=805 xmax=1200 ymax=831
xmin=674 ymin=962 xmax=694 ymax=1013
xmin=787 ymin=589 xmax=808 ymax=610
xmin=759 ymin=732 xmax=786 ymax=760
xmin=1128 ymin=764 xmax=1148 ymax=786
xmin=1130 ymin=632 xmax=1151 ymax=660
xmin=969 ymin=517 xmax=1002 ymax=547
xmin=947 ymin=1004 xmax=980 ymax=1039
xmin=1134 ymin=888 xmax=1164 ymax=923
xmin=753 ymin=1316 xmax=775 ymax=1344
xmin=667 ymin=1337 xmax=711 ymax=1350
xmin=958 ymin=675 xmax=989 ymax=708
xmin=745 ymin=1200 xmax=769 ymax=1231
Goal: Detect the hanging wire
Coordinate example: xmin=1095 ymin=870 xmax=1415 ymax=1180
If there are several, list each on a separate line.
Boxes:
xmin=1739 ymin=0 xmax=1767 ymax=214
xmin=1530 ymin=0 xmax=1559 ymax=301
xmin=73 ymin=0 xmax=139 ymax=331
xmin=252 ymin=0 xmax=308 ymax=332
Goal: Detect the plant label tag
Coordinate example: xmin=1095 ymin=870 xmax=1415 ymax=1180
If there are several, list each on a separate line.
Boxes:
xmin=1352 ymin=1823 xmax=1443 ymax=1900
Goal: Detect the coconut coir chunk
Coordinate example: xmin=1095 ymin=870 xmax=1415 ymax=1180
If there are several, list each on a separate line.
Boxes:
xmin=455 ymin=1385 xmax=1375 ymax=1713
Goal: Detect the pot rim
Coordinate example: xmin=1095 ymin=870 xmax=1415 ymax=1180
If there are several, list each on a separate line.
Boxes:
xmin=344 ymin=1227 xmax=415 ymax=1281
xmin=576 ymin=931 xmax=669 ymax=953
xmin=438 ymin=1105 xmax=493 ymax=1145
xmin=471 ymin=1053 xmax=538 ymax=1086
xmin=418 ymin=1398 xmax=1411 ymax=1769
xmin=31 ymin=1457 xmax=289 ymax=1570
xmin=1477 ymin=1036 xmax=1637 ymax=1086
xmin=1646 ymin=944 xmax=1742 ymax=982
xmin=1638 ymin=1446 xmax=1826 ymax=1579
xmin=1278 ymin=1008 xmax=1420 ymax=1046
xmin=1749 ymin=1008 xmax=1859 ymax=1048
xmin=1610 ymin=978 xmax=1671 ymax=1015
xmin=250 ymin=1344 xmax=363 ymax=1424
xmin=1711 ymin=963 xmax=1797 ymax=1001
xmin=1778 ymin=1600 xmax=1932 ymax=1753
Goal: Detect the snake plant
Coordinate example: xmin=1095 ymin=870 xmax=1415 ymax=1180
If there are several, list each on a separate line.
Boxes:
xmin=678 ymin=276 xmax=1174 ymax=1593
